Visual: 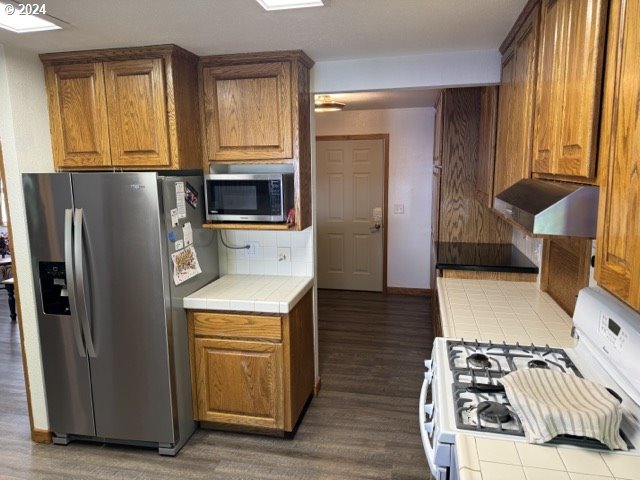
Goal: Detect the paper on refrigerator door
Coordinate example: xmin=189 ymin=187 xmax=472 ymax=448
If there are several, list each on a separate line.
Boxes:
xmin=175 ymin=182 xmax=187 ymax=219
xmin=171 ymin=245 xmax=201 ymax=285
xmin=170 ymin=208 xmax=179 ymax=227
xmin=182 ymin=222 xmax=193 ymax=246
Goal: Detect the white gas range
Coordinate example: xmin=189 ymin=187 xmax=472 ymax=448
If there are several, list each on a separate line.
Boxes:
xmin=420 ymin=287 xmax=640 ymax=480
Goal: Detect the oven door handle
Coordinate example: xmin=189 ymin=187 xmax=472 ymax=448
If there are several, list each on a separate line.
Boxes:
xmin=420 ymin=375 xmax=441 ymax=479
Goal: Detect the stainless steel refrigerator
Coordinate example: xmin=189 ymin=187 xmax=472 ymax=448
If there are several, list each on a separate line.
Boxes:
xmin=22 ymin=171 xmax=218 ymax=455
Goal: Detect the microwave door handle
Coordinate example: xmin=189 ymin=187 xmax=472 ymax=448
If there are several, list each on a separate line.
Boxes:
xmin=64 ymin=208 xmax=86 ymax=357
xmin=73 ymin=208 xmax=97 ymax=358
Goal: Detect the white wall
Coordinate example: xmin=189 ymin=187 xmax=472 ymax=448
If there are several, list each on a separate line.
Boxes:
xmin=0 ymin=44 xmax=54 ymax=430
xmin=316 ymin=107 xmax=435 ymax=289
xmin=313 ymin=49 xmax=500 ymax=93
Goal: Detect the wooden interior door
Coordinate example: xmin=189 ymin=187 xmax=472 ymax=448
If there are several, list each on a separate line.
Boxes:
xmin=316 ymin=138 xmax=385 ymax=292
xmin=104 ymin=58 xmax=170 ymax=167
xmin=45 ymin=63 xmax=111 ymax=168
xmin=194 ymin=337 xmax=284 ymax=429
xmin=202 ymin=62 xmax=292 ymax=161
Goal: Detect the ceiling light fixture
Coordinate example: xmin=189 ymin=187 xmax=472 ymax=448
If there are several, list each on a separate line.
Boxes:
xmin=315 ymin=95 xmax=345 ymax=112
xmin=0 ymin=1 xmax=63 ymax=33
xmin=255 ymin=0 xmax=324 ymax=11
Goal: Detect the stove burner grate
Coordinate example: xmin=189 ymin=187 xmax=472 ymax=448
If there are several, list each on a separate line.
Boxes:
xmin=468 ymin=353 xmax=492 ymax=369
xmin=527 ymin=359 xmax=550 ymax=369
xmin=477 ymin=401 xmax=512 ymax=424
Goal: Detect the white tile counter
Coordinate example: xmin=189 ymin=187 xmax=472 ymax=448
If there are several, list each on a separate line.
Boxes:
xmin=437 ymin=277 xmax=576 ymax=348
xmin=184 ymin=274 xmax=313 ymax=314
xmin=456 ymin=434 xmax=640 ymax=480
xmin=437 ymin=278 xmax=638 ymax=480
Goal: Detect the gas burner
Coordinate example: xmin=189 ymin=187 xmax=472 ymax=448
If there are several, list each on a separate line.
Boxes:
xmin=468 ymin=353 xmax=492 ymax=369
xmin=527 ymin=359 xmax=550 ymax=369
xmin=477 ymin=401 xmax=512 ymax=424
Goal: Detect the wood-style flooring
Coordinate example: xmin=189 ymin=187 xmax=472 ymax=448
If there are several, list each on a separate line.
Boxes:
xmin=0 ymin=289 xmax=433 ymax=479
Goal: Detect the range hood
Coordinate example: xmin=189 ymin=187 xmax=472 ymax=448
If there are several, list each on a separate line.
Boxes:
xmin=493 ymin=179 xmax=599 ymax=238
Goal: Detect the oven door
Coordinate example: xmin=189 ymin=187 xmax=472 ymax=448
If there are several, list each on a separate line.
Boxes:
xmin=205 ymin=176 xmax=284 ymax=222
xmin=420 ymin=360 xmax=449 ymax=480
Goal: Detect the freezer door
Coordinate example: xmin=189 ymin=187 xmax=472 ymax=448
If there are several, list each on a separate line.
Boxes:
xmin=71 ymin=172 xmax=174 ymax=443
xmin=22 ymin=173 xmax=95 ymax=437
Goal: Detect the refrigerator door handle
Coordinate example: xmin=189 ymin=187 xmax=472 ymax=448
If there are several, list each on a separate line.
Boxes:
xmin=74 ymin=208 xmax=97 ymax=358
xmin=64 ymin=208 xmax=86 ymax=357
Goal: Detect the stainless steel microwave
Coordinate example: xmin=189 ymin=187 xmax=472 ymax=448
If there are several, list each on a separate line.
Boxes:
xmin=204 ymin=173 xmax=294 ymax=223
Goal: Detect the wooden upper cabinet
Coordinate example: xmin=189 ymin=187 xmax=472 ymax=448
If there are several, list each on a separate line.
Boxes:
xmin=493 ymin=1 xmax=540 ymax=199
xmin=41 ymin=45 xmax=202 ymax=171
xmin=595 ymin=0 xmax=640 ymax=311
xmin=532 ymin=0 xmax=608 ymax=179
xmin=104 ymin=59 xmax=170 ymax=167
xmin=199 ymin=51 xmax=314 ymax=231
xmin=45 ymin=63 xmax=111 ymax=169
xmin=202 ymin=62 xmax=292 ymax=161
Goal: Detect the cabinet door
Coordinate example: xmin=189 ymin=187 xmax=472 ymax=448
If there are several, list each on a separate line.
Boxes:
xmin=532 ymin=0 xmax=565 ymax=174
xmin=193 ymin=337 xmax=284 ymax=429
xmin=202 ymin=62 xmax=292 ymax=161
xmin=104 ymin=58 xmax=170 ymax=167
xmin=532 ymin=0 xmax=607 ymax=178
xmin=556 ymin=0 xmax=607 ymax=178
xmin=494 ymin=3 xmax=539 ymax=198
xmin=595 ymin=0 xmax=640 ymax=310
xmin=45 ymin=63 xmax=111 ymax=168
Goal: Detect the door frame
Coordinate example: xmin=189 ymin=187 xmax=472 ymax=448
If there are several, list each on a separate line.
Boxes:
xmin=315 ymin=134 xmax=390 ymax=293
xmin=0 ymin=144 xmax=50 ymax=443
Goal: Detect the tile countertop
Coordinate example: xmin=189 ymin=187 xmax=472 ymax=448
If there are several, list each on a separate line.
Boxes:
xmin=183 ymin=274 xmax=313 ymax=314
xmin=437 ymin=277 xmax=576 ymax=348
xmin=438 ymin=278 xmax=639 ymax=480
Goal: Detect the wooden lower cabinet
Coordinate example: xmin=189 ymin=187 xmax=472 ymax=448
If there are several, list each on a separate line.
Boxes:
xmin=188 ymin=290 xmax=314 ymax=433
xmin=194 ymin=338 xmax=284 ymax=429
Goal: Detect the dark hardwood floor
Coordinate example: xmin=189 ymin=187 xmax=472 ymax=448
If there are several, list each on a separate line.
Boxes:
xmin=0 ymin=289 xmax=433 ymax=479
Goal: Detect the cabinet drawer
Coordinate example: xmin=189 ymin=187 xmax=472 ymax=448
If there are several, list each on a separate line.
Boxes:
xmin=193 ymin=312 xmax=282 ymax=341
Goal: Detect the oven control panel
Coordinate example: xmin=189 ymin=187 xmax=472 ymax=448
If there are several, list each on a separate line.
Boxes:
xmin=599 ymin=312 xmax=628 ymax=351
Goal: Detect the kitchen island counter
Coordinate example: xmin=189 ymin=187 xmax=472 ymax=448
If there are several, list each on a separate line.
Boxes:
xmin=184 ymin=274 xmax=313 ymax=314
xmin=437 ymin=278 xmax=638 ymax=479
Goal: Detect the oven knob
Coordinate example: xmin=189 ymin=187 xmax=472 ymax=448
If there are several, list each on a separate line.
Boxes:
xmin=424 ymin=359 xmax=433 ymax=370
xmin=424 ymin=371 xmax=433 ymax=383
xmin=424 ymin=403 xmax=434 ymax=416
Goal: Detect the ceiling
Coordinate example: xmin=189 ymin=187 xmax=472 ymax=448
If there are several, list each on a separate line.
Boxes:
xmin=0 ymin=1 xmax=524 ymax=112
xmin=0 ymin=0 xmax=527 ymax=61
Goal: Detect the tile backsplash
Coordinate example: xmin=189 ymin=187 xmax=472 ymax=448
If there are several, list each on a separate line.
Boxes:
xmin=218 ymin=227 xmax=314 ymax=277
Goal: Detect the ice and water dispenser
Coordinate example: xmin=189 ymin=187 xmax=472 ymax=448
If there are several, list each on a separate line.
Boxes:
xmin=39 ymin=262 xmax=70 ymax=315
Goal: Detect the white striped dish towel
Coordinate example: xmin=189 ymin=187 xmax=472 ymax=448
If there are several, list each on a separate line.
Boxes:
xmin=500 ymin=369 xmax=628 ymax=450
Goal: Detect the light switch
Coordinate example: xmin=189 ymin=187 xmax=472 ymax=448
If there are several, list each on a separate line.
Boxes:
xmin=394 ymin=204 xmax=405 ymax=214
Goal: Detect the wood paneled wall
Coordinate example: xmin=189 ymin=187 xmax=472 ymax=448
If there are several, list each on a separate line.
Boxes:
xmin=438 ymin=88 xmax=512 ymax=244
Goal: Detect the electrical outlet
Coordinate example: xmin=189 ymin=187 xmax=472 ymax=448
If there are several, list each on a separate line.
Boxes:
xmin=394 ymin=203 xmax=405 ymax=214
xmin=277 ymin=247 xmax=290 ymax=262
xmin=245 ymin=241 xmax=259 ymax=257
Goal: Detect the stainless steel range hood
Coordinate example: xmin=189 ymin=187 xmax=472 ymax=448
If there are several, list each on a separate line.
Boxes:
xmin=493 ymin=179 xmax=599 ymax=238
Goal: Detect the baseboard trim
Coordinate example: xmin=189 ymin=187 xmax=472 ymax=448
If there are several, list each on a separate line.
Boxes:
xmin=32 ymin=429 xmax=52 ymax=444
xmin=386 ymin=287 xmax=432 ymax=297
xmin=313 ymin=377 xmax=322 ymax=396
